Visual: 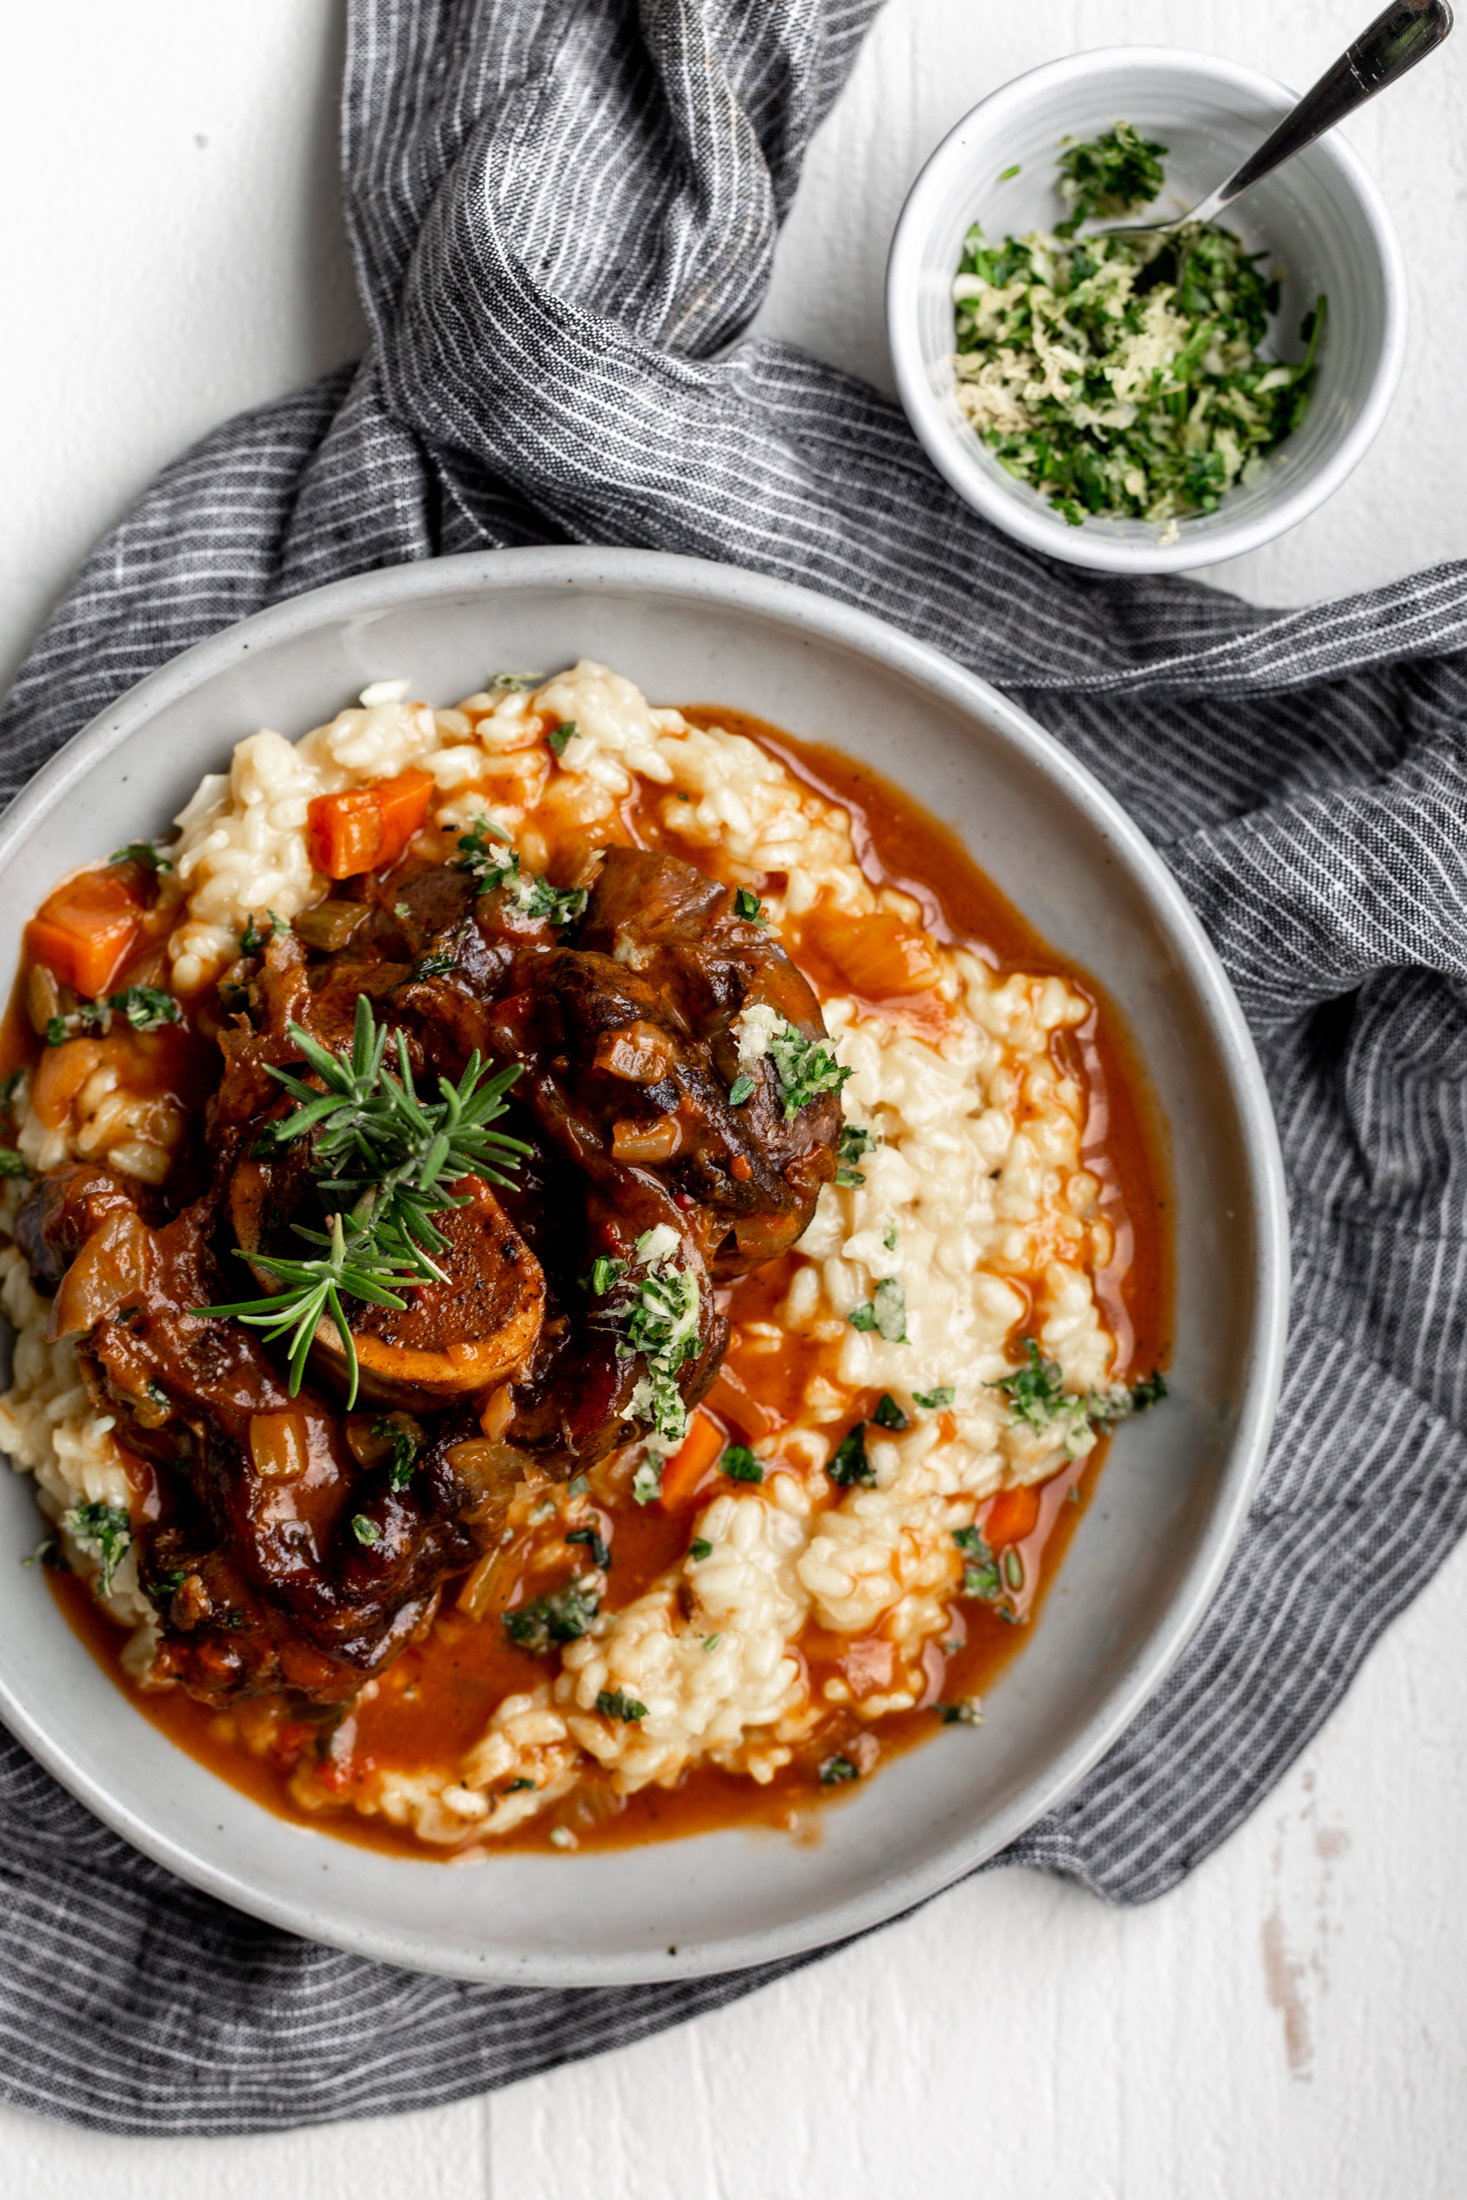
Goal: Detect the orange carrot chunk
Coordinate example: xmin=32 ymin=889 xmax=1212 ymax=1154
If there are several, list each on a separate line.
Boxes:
xmin=375 ymin=767 xmax=435 ymax=865
xmin=984 ymin=1483 xmax=1042 ymax=1547
xmin=26 ymin=869 xmax=145 ymax=996
xmin=659 ymin=1409 xmax=726 ymax=1510
xmin=306 ymin=789 xmax=383 ymax=880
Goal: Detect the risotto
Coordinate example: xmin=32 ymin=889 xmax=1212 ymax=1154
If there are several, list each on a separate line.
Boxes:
xmin=0 ymin=659 xmax=1168 ymax=1852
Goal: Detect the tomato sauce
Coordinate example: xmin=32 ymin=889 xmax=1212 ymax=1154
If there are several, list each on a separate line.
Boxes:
xmin=32 ymin=704 xmax=1171 ymax=1855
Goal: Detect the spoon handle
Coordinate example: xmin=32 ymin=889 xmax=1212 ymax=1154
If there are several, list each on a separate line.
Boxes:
xmin=1189 ymin=0 xmax=1453 ymax=228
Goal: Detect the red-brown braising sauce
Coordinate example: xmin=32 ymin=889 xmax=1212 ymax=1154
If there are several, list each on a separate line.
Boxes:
xmin=32 ymin=708 xmax=1171 ymax=1854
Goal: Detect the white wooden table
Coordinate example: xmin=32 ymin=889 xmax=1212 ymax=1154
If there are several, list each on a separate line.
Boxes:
xmin=3 ymin=4 xmax=1466 ymax=2190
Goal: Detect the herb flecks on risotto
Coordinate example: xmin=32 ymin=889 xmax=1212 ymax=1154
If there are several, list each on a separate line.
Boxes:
xmin=951 ymin=122 xmax=1325 ymax=529
xmin=0 ymin=658 xmax=1166 ymax=1853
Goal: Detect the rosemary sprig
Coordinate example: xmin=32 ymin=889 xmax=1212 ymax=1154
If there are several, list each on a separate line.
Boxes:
xmin=205 ymin=996 xmax=531 ymax=1403
xmin=259 ymin=994 xmax=530 ymax=1274
xmin=199 ymin=1211 xmax=416 ymax=1409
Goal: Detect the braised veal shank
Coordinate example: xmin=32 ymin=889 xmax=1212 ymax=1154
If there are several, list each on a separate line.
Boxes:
xmin=19 ymin=849 xmax=841 ymax=1709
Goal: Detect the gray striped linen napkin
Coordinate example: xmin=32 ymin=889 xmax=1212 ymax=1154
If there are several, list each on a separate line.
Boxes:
xmin=3 ymin=0 xmax=1467 ymax=2136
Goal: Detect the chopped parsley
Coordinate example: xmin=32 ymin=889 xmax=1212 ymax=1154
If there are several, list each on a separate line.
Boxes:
xmin=587 ymin=1255 xmax=627 ymax=1296
xmin=504 ymin=1777 xmax=536 ymax=1793
xmin=565 ymin=1525 xmax=611 ymax=1569
xmin=21 ymin=1537 xmax=59 ymax=1572
xmin=503 ymin=1579 xmax=601 ymax=1653
xmin=872 ymin=1393 xmax=908 ymax=1431
xmin=768 ymin=1021 xmax=851 ymax=1119
xmin=350 ymin=1514 xmax=380 ymax=1546
xmin=596 ymin=1688 xmax=647 ymax=1722
xmin=953 ymin=1524 xmax=1003 ymax=1602
xmin=732 ymin=888 xmax=769 ymax=927
xmin=457 ymin=819 xmax=587 ymax=927
xmin=989 ymin=1337 xmax=1070 ymax=1430
xmin=115 ymin=986 xmax=182 ymax=1031
xmin=819 ymin=1754 xmax=859 ymax=1786
xmin=111 ymin=842 xmax=173 ymax=873
xmin=490 ymin=672 xmax=538 ymax=691
xmin=996 ymin=163 xmax=1021 ymax=184
xmin=720 ymin=1446 xmax=764 ymax=1484
xmin=240 ymin=911 xmax=286 ymax=954
xmin=690 ymin=1538 xmax=712 ymax=1561
xmin=61 ymin=1501 xmax=132 ymax=1596
xmin=882 ymin=1219 xmax=898 ymax=1252
xmin=45 ymin=985 xmax=183 ymax=1045
xmin=913 ymin=1385 xmax=955 ymax=1410
xmin=952 ymin=123 xmax=1325 ymax=530
xmin=847 ymin=1277 xmax=907 ymax=1343
xmin=412 ymin=949 xmax=460 ymax=979
xmin=1054 ymin=119 xmax=1166 ymax=235
xmin=373 ymin=1415 xmax=421 ymax=1491
xmin=631 ymin=1456 xmax=664 ymax=1505
xmin=546 ymin=720 xmax=576 ymax=758
xmin=987 ymin=1337 xmax=1167 ymax=1458
xmin=0 ymin=1149 xmax=28 ymax=1179
xmin=935 ymin=1699 xmax=984 ymax=1726
xmin=828 ymin=1423 xmax=875 ymax=1489
xmin=595 ymin=1242 xmax=703 ymax=1451
xmin=727 ymin=1074 xmax=756 ymax=1106
xmin=835 ymin=1122 xmax=877 ymax=1187
xmin=459 ymin=812 xmax=522 ymax=863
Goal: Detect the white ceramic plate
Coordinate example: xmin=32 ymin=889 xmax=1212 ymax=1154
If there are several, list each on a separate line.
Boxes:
xmin=0 ymin=549 xmax=1288 ymax=1983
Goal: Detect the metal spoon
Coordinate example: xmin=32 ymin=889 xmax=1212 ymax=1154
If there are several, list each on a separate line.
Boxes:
xmin=1091 ymin=0 xmax=1452 ymax=238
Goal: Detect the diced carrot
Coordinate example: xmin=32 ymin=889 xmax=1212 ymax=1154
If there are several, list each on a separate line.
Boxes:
xmin=25 ymin=869 xmax=145 ymax=996
xmin=306 ymin=789 xmax=383 ymax=880
xmin=659 ymin=1409 xmax=726 ymax=1510
xmin=375 ymin=767 xmax=435 ymax=865
xmin=307 ymin=770 xmax=436 ymax=880
xmin=984 ymin=1484 xmax=1042 ymax=1547
xmin=818 ymin=910 xmax=940 ymax=998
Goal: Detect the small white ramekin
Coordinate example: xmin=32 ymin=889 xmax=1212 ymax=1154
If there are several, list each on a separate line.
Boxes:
xmin=886 ymin=46 xmax=1408 ymax=574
